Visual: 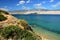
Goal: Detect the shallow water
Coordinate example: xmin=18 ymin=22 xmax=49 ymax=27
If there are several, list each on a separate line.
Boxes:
xmin=32 ymin=25 xmax=60 ymax=40
xmin=12 ymin=14 xmax=60 ymax=40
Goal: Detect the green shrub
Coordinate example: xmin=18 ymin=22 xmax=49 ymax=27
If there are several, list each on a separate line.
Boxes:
xmin=25 ymin=36 xmax=36 ymax=40
xmin=24 ymin=31 xmax=36 ymax=40
xmin=20 ymin=20 xmax=33 ymax=32
xmin=0 ymin=25 xmax=36 ymax=40
xmin=20 ymin=19 xmax=28 ymax=27
xmin=1 ymin=25 xmax=21 ymax=38
xmin=0 ymin=15 xmax=7 ymax=21
xmin=0 ymin=10 xmax=9 ymax=15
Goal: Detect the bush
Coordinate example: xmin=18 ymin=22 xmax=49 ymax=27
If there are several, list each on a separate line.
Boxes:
xmin=20 ymin=19 xmax=28 ymax=27
xmin=0 ymin=10 xmax=9 ymax=15
xmin=24 ymin=32 xmax=36 ymax=40
xmin=0 ymin=15 xmax=7 ymax=21
xmin=20 ymin=20 xmax=33 ymax=31
xmin=1 ymin=25 xmax=22 ymax=38
xmin=0 ymin=25 xmax=36 ymax=40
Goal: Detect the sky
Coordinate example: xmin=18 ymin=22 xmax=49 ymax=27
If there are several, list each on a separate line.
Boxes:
xmin=0 ymin=0 xmax=60 ymax=11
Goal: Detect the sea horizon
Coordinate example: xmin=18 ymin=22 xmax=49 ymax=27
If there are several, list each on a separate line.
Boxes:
xmin=9 ymin=10 xmax=60 ymax=14
xmin=12 ymin=14 xmax=60 ymax=33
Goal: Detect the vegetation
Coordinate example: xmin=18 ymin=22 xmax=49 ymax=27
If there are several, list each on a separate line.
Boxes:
xmin=24 ymin=33 xmax=36 ymax=40
xmin=0 ymin=25 xmax=36 ymax=40
xmin=20 ymin=19 xmax=28 ymax=27
xmin=0 ymin=10 xmax=9 ymax=21
xmin=0 ymin=10 xmax=9 ymax=15
xmin=20 ymin=19 xmax=33 ymax=31
xmin=0 ymin=14 xmax=7 ymax=21
xmin=0 ymin=10 xmax=41 ymax=40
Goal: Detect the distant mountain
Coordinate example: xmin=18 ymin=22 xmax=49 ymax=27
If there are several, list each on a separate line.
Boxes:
xmin=9 ymin=9 xmax=60 ymax=12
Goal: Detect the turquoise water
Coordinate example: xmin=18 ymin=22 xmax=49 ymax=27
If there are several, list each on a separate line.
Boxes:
xmin=12 ymin=14 xmax=60 ymax=40
xmin=12 ymin=14 xmax=60 ymax=34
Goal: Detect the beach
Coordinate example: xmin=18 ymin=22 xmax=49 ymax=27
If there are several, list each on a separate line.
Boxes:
xmin=32 ymin=26 xmax=60 ymax=40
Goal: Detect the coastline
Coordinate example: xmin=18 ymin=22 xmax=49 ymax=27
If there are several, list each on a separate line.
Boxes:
xmin=9 ymin=11 xmax=60 ymax=40
xmin=32 ymin=27 xmax=60 ymax=40
xmin=9 ymin=11 xmax=60 ymax=14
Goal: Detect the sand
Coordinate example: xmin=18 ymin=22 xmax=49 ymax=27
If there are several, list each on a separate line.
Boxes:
xmin=32 ymin=26 xmax=60 ymax=40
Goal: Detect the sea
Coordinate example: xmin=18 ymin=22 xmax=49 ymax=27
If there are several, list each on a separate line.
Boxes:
xmin=12 ymin=14 xmax=60 ymax=40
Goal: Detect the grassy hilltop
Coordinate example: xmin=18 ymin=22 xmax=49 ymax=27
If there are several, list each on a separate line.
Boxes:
xmin=0 ymin=10 xmax=42 ymax=40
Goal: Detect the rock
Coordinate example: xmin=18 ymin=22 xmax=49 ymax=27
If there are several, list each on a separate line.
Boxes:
xmin=25 ymin=25 xmax=33 ymax=32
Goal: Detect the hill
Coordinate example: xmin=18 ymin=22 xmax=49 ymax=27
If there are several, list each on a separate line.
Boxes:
xmin=0 ymin=10 xmax=42 ymax=40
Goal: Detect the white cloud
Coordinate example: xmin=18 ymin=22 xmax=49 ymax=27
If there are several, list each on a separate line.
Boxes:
xmin=17 ymin=0 xmax=25 ymax=6
xmin=0 ymin=6 xmax=9 ymax=11
xmin=0 ymin=8 xmax=8 ymax=11
xmin=50 ymin=0 xmax=54 ymax=2
xmin=51 ymin=2 xmax=60 ymax=8
xmin=19 ymin=0 xmax=25 ymax=4
xmin=34 ymin=3 xmax=42 ymax=8
xmin=26 ymin=0 xmax=30 ymax=3
xmin=17 ymin=0 xmax=31 ymax=6
xmin=34 ymin=3 xmax=46 ymax=9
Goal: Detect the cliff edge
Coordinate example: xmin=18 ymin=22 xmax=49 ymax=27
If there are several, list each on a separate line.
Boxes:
xmin=0 ymin=10 xmax=42 ymax=40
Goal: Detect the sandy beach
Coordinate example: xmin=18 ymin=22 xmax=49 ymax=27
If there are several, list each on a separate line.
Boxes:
xmin=32 ymin=26 xmax=60 ymax=40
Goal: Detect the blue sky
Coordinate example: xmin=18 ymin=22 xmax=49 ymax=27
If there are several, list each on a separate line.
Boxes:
xmin=0 ymin=0 xmax=60 ymax=11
